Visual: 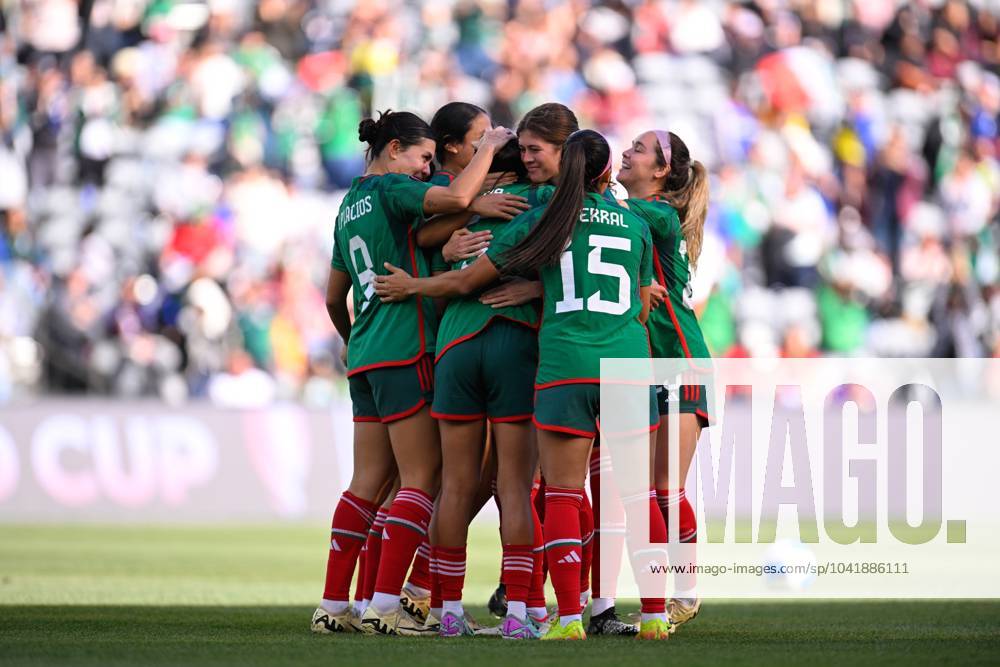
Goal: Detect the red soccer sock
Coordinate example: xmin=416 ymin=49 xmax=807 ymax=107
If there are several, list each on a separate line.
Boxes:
xmin=579 ymin=492 xmax=594 ymax=596
xmin=408 ymin=539 xmax=432 ymax=591
xmin=374 ymin=488 xmax=434 ymax=596
xmin=430 ymin=546 xmax=443 ymax=611
xmin=354 ymin=548 xmax=367 ymax=603
xmin=436 ymin=545 xmax=467 ymax=602
xmin=658 ymin=488 xmax=698 ymax=595
xmin=502 ymin=544 xmax=533 ymax=605
xmin=362 ymin=507 xmax=387 ymax=600
xmin=543 ymin=486 xmax=584 ymax=618
xmin=624 ymin=489 xmax=667 ymax=615
xmin=527 ymin=499 xmax=547 ymax=609
xmin=323 ymin=491 xmax=377 ymax=602
xmin=590 ymin=449 xmax=626 ymax=600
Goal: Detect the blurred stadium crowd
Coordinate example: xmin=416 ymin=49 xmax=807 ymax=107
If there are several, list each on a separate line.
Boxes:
xmin=0 ymin=0 xmax=998 ymax=405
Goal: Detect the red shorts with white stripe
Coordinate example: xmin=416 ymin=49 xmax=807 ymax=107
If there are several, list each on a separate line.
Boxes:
xmin=349 ymin=355 xmax=435 ymax=423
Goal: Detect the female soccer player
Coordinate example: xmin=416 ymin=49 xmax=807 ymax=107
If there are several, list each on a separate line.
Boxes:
xmin=313 ymin=109 xmax=514 ymax=636
xmin=374 ymin=129 xmax=672 ymax=641
xmin=427 ymin=135 xmax=553 ymax=639
xmin=617 ymin=129 xmax=711 ymax=630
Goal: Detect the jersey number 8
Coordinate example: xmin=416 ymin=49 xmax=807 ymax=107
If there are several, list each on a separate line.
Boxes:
xmin=349 ymin=235 xmax=376 ymax=311
xmin=555 ymin=234 xmax=631 ymax=315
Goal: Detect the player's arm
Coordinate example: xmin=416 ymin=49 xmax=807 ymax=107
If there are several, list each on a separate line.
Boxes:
xmin=421 ymin=128 xmax=515 ymax=215
xmin=415 ymin=192 xmax=528 ymax=248
xmin=325 ymin=268 xmax=353 ymax=344
xmin=375 ymin=255 xmax=500 ymax=301
xmin=639 ymin=285 xmax=651 ymax=325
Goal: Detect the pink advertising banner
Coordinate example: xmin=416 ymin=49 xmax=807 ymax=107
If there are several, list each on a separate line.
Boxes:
xmin=0 ymin=400 xmax=355 ymax=522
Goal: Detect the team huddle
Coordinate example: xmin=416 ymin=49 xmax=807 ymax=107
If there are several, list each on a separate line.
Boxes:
xmin=312 ymin=102 xmax=711 ymax=641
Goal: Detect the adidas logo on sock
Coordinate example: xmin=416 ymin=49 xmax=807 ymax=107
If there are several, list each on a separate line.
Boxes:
xmin=557 ymin=551 xmax=582 ymax=564
xmin=331 ymin=538 xmax=342 ymax=552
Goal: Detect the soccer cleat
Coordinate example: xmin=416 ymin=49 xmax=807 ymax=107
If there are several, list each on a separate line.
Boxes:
xmin=540 ymin=619 xmax=586 ymax=641
xmin=359 ymin=606 xmax=399 ymax=635
xmin=586 ymin=607 xmax=638 ymax=636
xmin=487 ymin=583 xmax=508 ymax=618
xmin=423 ymin=611 xmax=441 ymax=633
xmin=400 ymin=585 xmax=430 ymax=624
xmin=501 ymin=614 xmax=541 ymax=640
xmin=529 ymin=615 xmax=551 ymax=637
xmin=396 ymin=608 xmax=436 ymax=636
xmin=311 ymin=607 xmax=355 ymax=634
xmin=668 ymin=597 xmax=701 ymax=633
xmin=439 ymin=611 xmax=475 ymax=637
xmin=636 ymin=618 xmax=671 ymax=640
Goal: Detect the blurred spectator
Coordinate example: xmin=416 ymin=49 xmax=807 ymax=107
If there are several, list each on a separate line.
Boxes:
xmin=0 ymin=0 xmax=997 ymax=407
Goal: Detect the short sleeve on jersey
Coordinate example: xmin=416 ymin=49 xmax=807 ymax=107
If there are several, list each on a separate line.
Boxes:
xmin=330 ymin=236 xmax=348 ymax=271
xmin=639 ymin=224 xmax=653 ymax=287
xmin=380 ymin=173 xmax=433 ymax=227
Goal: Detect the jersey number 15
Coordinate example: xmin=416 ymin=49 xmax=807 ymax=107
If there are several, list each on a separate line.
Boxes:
xmin=555 ymin=234 xmax=631 ymax=316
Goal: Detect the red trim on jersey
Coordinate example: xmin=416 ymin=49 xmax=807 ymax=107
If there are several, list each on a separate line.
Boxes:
xmin=435 ymin=170 xmax=456 ymax=183
xmin=353 ymin=416 xmax=382 ymax=423
xmin=489 ymin=414 xmax=533 ymax=423
xmin=434 ymin=316 xmax=539 ymax=363
xmin=430 ymin=410 xmax=486 ymax=422
xmin=532 ymin=415 xmax=596 ymax=439
xmin=534 ymin=378 xmax=600 ymax=390
xmin=347 ymin=352 xmax=431 ymax=377
xmin=381 ymin=399 xmax=427 ymax=424
xmin=408 ymin=228 xmax=428 ymax=358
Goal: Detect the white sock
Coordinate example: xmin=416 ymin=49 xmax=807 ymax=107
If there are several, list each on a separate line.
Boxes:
xmin=591 ymin=597 xmax=615 ymax=617
xmin=321 ymin=599 xmax=349 ymax=615
xmin=403 ymin=583 xmax=431 ymax=598
xmin=507 ymin=601 xmax=527 ymax=620
xmin=674 ymin=587 xmax=698 ymax=601
xmin=355 ymin=599 xmax=369 ymax=614
xmin=579 ymin=589 xmax=590 ymax=608
xmin=371 ymin=592 xmax=399 ymax=614
xmin=642 ymin=612 xmax=668 ymax=623
xmin=528 ymin=606 xmax=548 ymax=621
xmin=443 ymin=600 xmax=464 ymax=617
xmin=560 ymin=613 xmax=582 ymax=626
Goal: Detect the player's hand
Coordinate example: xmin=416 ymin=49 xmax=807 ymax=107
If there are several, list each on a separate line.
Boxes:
xmin=443 ymin=228 xmax=492 ymax=263
xmin=650 ymin=281 xmax=668 ymax=310
xmin=471 ymin=192 xmax=529 ymax=220
xmin=477 ymin=126 xmax=515 ymax=151
xmin=479 ymin=278 xmax=542 ymax=308
xmin=374 ymin=263 xmax=415 ymax=302
xmin=339 ymin=344 xmax=348 ymax=366
xmin=482 ymin=171 xmax=517 ymax=192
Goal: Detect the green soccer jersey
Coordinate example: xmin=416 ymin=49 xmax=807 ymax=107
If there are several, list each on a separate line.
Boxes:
xmin=435 ymin=181 xmax=553 ymax=360
xmin=488 ymin=191 xmax=653 ymax=387
xmin=627 ymin=196 xmax=711 ymax=362
xmin=331 ymin=173 xmax=437 ymax=375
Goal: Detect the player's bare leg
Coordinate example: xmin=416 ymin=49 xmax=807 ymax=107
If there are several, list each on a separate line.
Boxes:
xmin=537 ymin=430 xmax=591 ymax=640
xmin=361 ymin=409 xmax=441 ymax=635
xmin=433 ymin=419 xmax=485 ymax=636
xmin=655 ymin=413 xmax=702 ymax=631
xmin=314 ymin=422 xmax=396 ymax=634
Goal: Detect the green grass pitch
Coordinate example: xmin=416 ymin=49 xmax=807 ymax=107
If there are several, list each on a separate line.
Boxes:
xmin=1 ymin=523 xmax=998 ymax=666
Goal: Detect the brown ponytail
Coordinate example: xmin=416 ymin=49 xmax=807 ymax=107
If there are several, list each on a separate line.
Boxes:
xmin=652 ymin=132 xmax=710 ymax=269
xmin=500 ymin=130 xmax=610 ymax=276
